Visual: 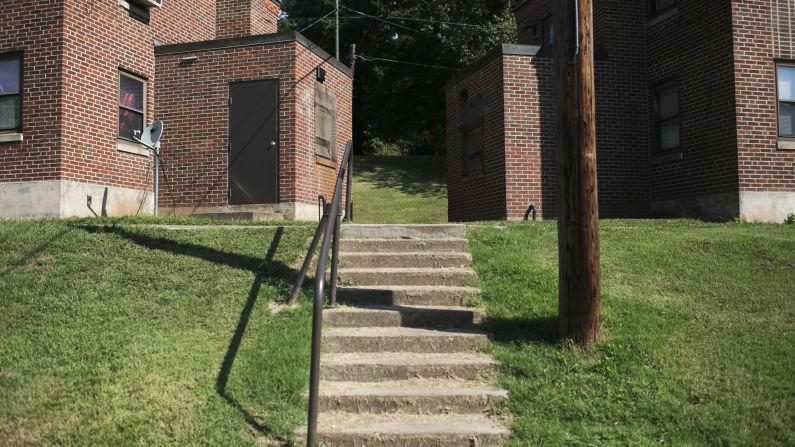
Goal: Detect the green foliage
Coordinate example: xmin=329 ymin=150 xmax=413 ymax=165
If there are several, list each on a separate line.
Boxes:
xmin=352 ymin=155 xmax=447 ymax=223
xmin=468 ymin=220 xmax=795 ymax=445
xmin=279 ymin=0 xmax=516 ymax=155
xmin=0 ymin=221 xmax=314 ymax=445
xmin=786 ymin=213 xmax=795 ymax=224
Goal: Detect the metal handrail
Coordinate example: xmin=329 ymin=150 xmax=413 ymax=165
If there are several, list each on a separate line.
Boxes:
xmin=288 ymin=141 xmax=353 ymax=446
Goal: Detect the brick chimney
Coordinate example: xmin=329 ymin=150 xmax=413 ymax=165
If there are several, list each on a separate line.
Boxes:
xmin=216 ymin=0 xmax=279 ymax=39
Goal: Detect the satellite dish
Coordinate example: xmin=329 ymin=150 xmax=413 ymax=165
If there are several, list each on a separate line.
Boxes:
xmin=134 ymin=120 xmax=164 ymax=148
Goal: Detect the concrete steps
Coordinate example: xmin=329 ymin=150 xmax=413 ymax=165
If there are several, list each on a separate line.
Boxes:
xmin=339 ymin=251 xmax=473 ymax=269
xmin=297 ymin=413 xmax=509 ymax=447
xmin=322 ymin=327 xmax=489 ymax=353
xmin=319 ymin=380 xmax=507 ymax=414
xmin=320 ymin=352 xmax=500 ymax=382
xmin=297 ymin=224 xmax=509 ymax=446
xmin=339 ymin=267 xmax=477 ymax=287
xmin=324 ymin=305 xmax=483 ymax=328
xmin=337 ymin=286 xmax=479 ymax=307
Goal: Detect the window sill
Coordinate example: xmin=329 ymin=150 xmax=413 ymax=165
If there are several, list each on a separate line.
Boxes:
xmin=461 ymin=170 xmax=485 ymax=182
xmin=645 ymin=8 xmax=678 ymax=28
xmin=117 ymin=139 xmax=150 ymax=156
xmin=650 ymin=149 xmax=683 ymax=165
xmin=316 ymin=156 xmax=338 ymax=169
xmin=778 ymin=138 xmax=795 ymax=150
xmin=0 ymin=132 xmax=23 ymax=143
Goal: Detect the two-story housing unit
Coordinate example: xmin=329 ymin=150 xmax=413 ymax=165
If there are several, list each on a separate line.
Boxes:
xmin=0 ymin=0 xmax=351 ymax=220
xmin=446 ymin=0 xmax=795 ymax=222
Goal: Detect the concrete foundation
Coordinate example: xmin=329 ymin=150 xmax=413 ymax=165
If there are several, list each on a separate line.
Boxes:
xmin=158 ymin=201 xmax=321 ymax=221
xmin=739 ymin=191 xmax=795 ymax=223
xmin=650 ymin=191 xmax=740 ymax=221
xmin=0 ymin=180 xmax=153 ymax=219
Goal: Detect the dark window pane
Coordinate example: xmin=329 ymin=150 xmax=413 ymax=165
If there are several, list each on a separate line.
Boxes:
xmin=777 ymin=65 xmax=795 ymax=101
xmin=780 ymin=102 xmax=795 ymax=137
xmin=654 ymin=0 xmax=675 ymax=13
xmin=0 ymin=95 xmax=19 ymax=130
xmin=543 ymin=18 xmax=554 ymax=46
xmin=120 ymin=74 xmax=144 ymax=111
xmin=656 ymin=86 xmax=678 ymax=121
xmin=0 ymin=57 xmax=20 ymax=94
xmin=657 ymin=122 xmax=680 ymax=150
xmin=119 ymin=108 xmax=143 ymax=140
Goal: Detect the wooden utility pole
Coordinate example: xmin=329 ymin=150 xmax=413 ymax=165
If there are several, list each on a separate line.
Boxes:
xmin=553 ymin=0 xmax=601 ymax=346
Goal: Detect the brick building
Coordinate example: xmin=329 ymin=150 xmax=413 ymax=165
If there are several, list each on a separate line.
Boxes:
xmin=447 ymin=0 xmax=795 ymax=222
xmin=0 ymin=0 xmax=351 ymax=220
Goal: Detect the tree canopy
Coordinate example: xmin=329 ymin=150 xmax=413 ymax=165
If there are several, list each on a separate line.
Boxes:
xmin=279 ymin=0 xmax=516 ymax=155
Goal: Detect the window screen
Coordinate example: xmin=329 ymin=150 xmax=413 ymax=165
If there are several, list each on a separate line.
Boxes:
xmin=777 ymin=64 xmax=795 ymax=137
xmin=460 ymin=95 xmax=484 ymax=174
xmin=315 ymin=83 xmax=337 ymax=160
xmin=0 ymin=54 xmax=22 ymax=131
xmin=653 ymin=83 xmax=680 ymax=151
xmin=119 ymin=72 xmax=146 ymax=141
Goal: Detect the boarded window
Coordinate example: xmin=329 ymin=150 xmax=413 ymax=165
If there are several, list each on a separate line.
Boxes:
xmin=315 ymin=84 xmax=337 ymax=160
xmin=460 ymin=95 xmax=484 ymax=174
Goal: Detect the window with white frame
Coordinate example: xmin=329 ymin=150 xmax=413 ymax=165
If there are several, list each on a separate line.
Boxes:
xmin=0 ymin=53 xmax=22 ymax=132
xmin=118 ymin=71 xmax=146 ymax=141
xmin=653 ymin=82 xmax=680 ymax=151
xmin=777 ymin=63 xmax=795 ymax=138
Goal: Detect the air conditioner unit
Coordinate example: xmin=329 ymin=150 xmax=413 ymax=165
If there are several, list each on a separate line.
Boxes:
xmin=130 ymin=0 xmax=163 ymax=8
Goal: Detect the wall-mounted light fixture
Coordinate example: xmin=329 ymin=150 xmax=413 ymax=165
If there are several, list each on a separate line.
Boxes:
xmin=316 ymin=66 xmax=327 ymax=83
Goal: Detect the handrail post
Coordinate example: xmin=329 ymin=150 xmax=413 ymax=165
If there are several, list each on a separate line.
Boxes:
xmin=329 ymin=211 xmax=342 ymax=307
xmin=345 ymin=152 xmax=353 ymax=221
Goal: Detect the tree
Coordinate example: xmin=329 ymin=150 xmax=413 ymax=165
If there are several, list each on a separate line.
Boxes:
xmin=279 ymin=0 xmax=515 ymax=155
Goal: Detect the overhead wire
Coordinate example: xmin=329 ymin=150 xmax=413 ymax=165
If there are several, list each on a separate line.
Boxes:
xmin=355 ymin=55 xmax=459 ymax=71
xmin=298 ymin=7 xmax=338 ymax=33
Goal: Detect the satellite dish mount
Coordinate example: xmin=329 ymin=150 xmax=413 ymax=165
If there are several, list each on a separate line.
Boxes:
xmin=134 ymin=120 xmax=164 ymax=216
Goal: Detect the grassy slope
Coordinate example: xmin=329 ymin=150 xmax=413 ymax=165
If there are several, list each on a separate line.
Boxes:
xmin=468 ymin=220 xmax=795 ymax=445
xmin=0 ymin=221 xmax=314 ymax=445
xmin=351 ymin=156 xmax=447 ymax=224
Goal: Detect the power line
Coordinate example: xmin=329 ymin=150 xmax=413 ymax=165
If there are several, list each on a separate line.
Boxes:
xmin=339 ymin=5 xmax=430 ymax=36
xmin=355 ymin=54 xmax=459 ymax=71
xmin=283 ymin=14 xmax=488 ymax=28
xmin=298 ymin=7 xmax=338 ymax=33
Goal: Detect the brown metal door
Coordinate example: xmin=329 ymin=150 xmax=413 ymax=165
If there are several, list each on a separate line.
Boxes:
xmin=228 ymin=79 xmax=279 ymax=205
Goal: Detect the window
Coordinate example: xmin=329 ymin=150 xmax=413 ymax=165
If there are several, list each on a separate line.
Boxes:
xmin=543 ymin=17 xmax=554 ymax=47
xmin=315 ymin=83 xmax=337 ymax=160
xmin=653 ymin=83 xmax=680 ymax=151
xmin=0 ymin=53 xmax=22 ymax=132
xmin=777 ymin=63 xmax=795 ymax=138
xmin=460 ymin=95 xmax=484 ymax=174
xmin=118 ymin=72 xmax=146 ymax=141
xmin=650 ymin=0 xmax=675 ymax=16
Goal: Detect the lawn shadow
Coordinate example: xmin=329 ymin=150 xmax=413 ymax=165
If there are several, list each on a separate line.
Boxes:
xmin=356 ymin=156 xmax=447 ymax=199
xmin=484 ymin=314 xmax=560 ymax=346
xmin=77 ymin=225 xmax=298 ymax=442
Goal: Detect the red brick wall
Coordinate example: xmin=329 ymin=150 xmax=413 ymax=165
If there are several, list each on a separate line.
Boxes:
xmin=0 ymin=2 xmax=64 ymax=183
xmin=733 ymin=0 xmax=795 ymax=194
xmin=57 ymin=1 xmax=216 ymax=194
xmin=446 ymin=55 xmax=508 ymax=222
xmin=217 ymin=0 xmax=278 ymax=39
xmin=502 ymin=54 xmax=555 ymax=220
xmin=645 ymin=1 xmax=739 ymax=209
xmin=154 ymin=37 xmax=352 ymax=211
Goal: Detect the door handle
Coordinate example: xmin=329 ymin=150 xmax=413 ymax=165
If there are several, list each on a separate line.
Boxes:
xmin=269 ymin=141 xmax=277 ymax=150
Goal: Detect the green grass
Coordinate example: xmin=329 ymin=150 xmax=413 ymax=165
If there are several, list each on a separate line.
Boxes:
xmin=0 ymin=220 xmax=314 ymax=445
xmin=351 ymin=156 xmax=447 ymax=223
xmin=467 ymin=220 xmax=795 ymax=446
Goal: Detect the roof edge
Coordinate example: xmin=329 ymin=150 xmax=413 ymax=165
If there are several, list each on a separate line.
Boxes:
xmin=445 ymin=43 xmax=544 ymax=90
xmin=154 ymin=31 xmax=352 ymax=77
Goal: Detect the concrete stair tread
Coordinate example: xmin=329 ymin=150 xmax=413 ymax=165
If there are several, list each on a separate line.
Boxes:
xmin=339 ymin=267 xmax=476 ymax=274
xmin=324 ymin=305 xmax=484 ymax=328
xmin=324 ymin=326 xmax=488 ymax=338
xmin=325 ymin=304 xmax=480 ymax=313
xmin=339 ymin=238 xmax=469 ymax=253
xmin=341 ymin=224 xmax=466 ymax=239
xmin=322 ymin=352 xmax=498 ymax=366
xmin=338 ymin=285 xmax=480 ymax=293
xmin=300 ymin=412 xmax=509 ymax=435
xmin=320 ymin=380 xmax=507 ymax=397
